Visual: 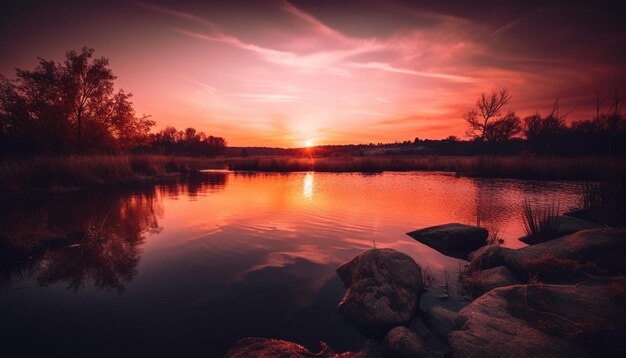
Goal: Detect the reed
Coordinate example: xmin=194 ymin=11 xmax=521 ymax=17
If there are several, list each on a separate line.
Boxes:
xmin=225 ymin=155 xmax=623 ymax=180
xmin=0 ymin=154 xmax=220 ymax=192
xmin=522 ymin=199 xmax=561 ymax=243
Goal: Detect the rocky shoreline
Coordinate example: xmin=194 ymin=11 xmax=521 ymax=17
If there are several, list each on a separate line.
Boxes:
xmin=225 ymin=215 xmax=625 ymax=357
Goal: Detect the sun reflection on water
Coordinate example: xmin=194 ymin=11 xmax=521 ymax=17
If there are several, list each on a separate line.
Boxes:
xmin=303 ymin=172 xmax=314 ymax=199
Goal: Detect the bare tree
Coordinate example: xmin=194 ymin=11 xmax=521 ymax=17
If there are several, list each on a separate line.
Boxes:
xmin=464 ymin=89 xmax=511 ymax=142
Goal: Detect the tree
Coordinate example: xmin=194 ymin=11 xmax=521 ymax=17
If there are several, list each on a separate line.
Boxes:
xmin=0 ymin=47 xmax=154 ymax=154
xmin=484 ymin=111 xmax=522 ymax=143
xmin=464 ymin=89 xmax=511 ymax=142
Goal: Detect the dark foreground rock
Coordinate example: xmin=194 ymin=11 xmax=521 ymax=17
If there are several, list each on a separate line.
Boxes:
xmin=406 ymin=223 xmax=488 ymax=259
xmin=337 ymin=249 xmax=423 ymax=338
xmin=467 ymin=228 xmax=626 ymax=280
xmin=520 ymin=216 xmax=602 ymax=245
xmin=224 ymin=338 xmax=363 ymax=358
xmin=383 ymin=326 xmax=427 ymax=358
xmin=464 ymin=265 xmax=520 ymax=298
xmin=425 ymin=306 xmax=458 ymax=341
xmin=449 ymin=279 xmax=626 ymax=358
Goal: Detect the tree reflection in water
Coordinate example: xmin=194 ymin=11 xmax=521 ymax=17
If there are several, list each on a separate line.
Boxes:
xmin=0 ymin=172 xmax=227 ymax=292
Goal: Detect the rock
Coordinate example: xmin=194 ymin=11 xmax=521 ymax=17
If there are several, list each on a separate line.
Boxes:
xmin=337 ymin=249 xmax=423 ymax=338
xmin=448 ymin=279 xmax=626 ymax=358
xmin=425 ymin=306 xmax=458 ymax=341
xmin=467 ymin=229 xmax=626 ymax=280
xmin=224 ymin=338 xmax=333 ymax=357
xmin=520 ymin=216 xmax=602 ymax=244
xmin=406 ymin=223 xmax=488 ymax=259
xmin=464 ymin=266 xmax=520 ymax=297
xmin=383 ymin=326 xmax=427 ymax=358
xmin=565 ymin=203 xmax=626 ymax=227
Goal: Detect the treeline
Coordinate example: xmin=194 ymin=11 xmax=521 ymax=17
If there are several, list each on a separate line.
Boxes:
xmin=0 ymin=48 xmax=155 ymax=155
xmin=0 ymin=48 xmax=227 ymax=157
xmin=149 ymin=127 xmax=226 ymax=156
xmin=459 ymin=89 xmax=626 ymax=156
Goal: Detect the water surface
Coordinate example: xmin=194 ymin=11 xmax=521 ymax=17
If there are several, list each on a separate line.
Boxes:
xmin=0 ymin=171 xmax=585 ymax=357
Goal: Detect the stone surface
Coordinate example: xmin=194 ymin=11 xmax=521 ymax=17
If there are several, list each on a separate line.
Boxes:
xmin=465 ymin=265 xmax=520 ymax=297
xmin=407 ymin=223 xmax=488 ymax=259
xmin=425 ymin=306 xmax=458 ymax=341
xmin=224 ymin=338 xmax=332 ymax=357
xmin=383 ymin=326 xmax=427 ymax=358
xmin=448 ymin=279 xmax=626 ymax=358
xmin=467 ymin=228 xmax=626 ymax=279
xmin=337 ymin=249 xmax=423 ymax=338
xmin=520 ymin=216 xmax=602 ymax=244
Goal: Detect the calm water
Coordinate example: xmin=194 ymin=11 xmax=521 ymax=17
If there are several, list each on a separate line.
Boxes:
xmin=0 ymin=171 xmax=585 ymax=357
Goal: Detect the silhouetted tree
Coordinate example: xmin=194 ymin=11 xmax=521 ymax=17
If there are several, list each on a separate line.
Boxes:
xmin=151 ymin=126 xmax=226 ymax=156
xmin=464 ymin=89 xmax=511 ymax=142
xmin=484 ymin=111 xmax=522 ymax=143
xmin=0 ymin=47 xmax=154 ymax=154
xmin=523 ymin=100 xmax=567 ymax=154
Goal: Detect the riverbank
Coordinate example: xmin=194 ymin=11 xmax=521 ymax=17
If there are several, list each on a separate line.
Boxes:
xmin=225 ymin=155 xmax=623 ymax=180
xmin=2 ymin=154 xmax=625 ymax=192
xmin=0 ymin=154 xmax=223 ymax=192
xmin=225 ymin=218 xmax=626 ymax=357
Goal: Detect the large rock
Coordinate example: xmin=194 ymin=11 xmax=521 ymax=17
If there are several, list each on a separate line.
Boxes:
xmin=467 ymin=228 xmax=626 ymax=280
xmin=425 ymin=306 xmax=458 ymax=340
xmin=520 ymin=216 xmax=602 ymax=244
xmin=464 ymin=266 xmax=520 ymax=297
xmin=337 ymin=249 xmax=423 ymax=338
xmin=406 ymin=223 xmax=488 ymax=259
xmin=383 ymin=326 xmax=427 ymax=358
xmin=449 ymin=279 xmax=626 ymax=358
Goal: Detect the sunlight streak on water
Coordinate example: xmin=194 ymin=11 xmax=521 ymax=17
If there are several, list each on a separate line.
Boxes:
xmin=303 ymin=172 xmax=314 ymax=200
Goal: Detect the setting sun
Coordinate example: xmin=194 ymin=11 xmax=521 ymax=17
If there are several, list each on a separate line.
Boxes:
xmin=304 ymin=140 xmax=313 ymax=147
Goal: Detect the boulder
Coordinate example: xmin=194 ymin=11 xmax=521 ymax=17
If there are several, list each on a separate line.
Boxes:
xmin=565 ymin=204 xmax=626 ymax=227
xmin=425 ymin=306 xmax=458 ymax=340
xmin=464 ymin=266 xmax=520 ymax=297
xmin=337 ymin=249 xmax=423 ymax=338
xmin=520 ymin=216 xmax=602 ymax=244
xmin=467 ymin=229 xmax=626 ymax=280
xmin=383 ymin=326 xmax=427 ymax=358
xmin=449 ymin=279 xmax=626 ymax=358
xmin=406 ymin=223 xmax=488 ymax=259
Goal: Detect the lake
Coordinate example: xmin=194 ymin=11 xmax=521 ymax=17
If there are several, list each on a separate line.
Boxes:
xmin=0 ymin=171 xmax=586 ymax=357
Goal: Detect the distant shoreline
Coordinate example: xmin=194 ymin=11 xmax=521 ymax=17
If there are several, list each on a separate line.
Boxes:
xmin=1 ymin=154 xmax=624 ymax=193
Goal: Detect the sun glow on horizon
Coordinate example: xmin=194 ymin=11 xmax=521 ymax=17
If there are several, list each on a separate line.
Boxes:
xmin=304 ymin=139 xmax=313 ymax=147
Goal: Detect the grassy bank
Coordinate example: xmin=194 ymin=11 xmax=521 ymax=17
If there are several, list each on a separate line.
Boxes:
xmin=0 ymin=155 xmax=222 ymax=192
xmin=2 ymin=154 xmax=624 ymax=192
xmin=225 ymin=155 xmax=625 ymax=180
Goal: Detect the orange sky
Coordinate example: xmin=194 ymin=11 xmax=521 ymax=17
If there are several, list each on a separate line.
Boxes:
xmin=1 ymin=0 xmax=625 ymax=147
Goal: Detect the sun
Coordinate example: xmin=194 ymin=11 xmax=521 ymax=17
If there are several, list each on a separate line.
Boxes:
xmin=304 ymin=139 xmax=313 ymax=147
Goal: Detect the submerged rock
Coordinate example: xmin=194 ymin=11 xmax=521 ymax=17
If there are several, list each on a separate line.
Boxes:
xmin=383 ymin=326 xmax=427 ymax=358
xmin=448 ymin=279 xmax=626 ymax=358
xmin=464 ymin=265 xmax=520 ymax=298
xmin=467 ymin=228 xmax=626 ymax=280
xmin=337 ymin=249 xmax=423 ymax=338
xmin=520 ymin=216 xmax=602 ymax=245
xmin=406 ymin=223 xmax=488 ymax=259
xmin=425 ymin=306 xmax=458 ymax=341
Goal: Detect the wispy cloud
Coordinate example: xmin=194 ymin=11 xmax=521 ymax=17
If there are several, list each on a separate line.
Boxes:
xmin=231 ymin=93 xmax=301 ymax=102
xmin=349 ymin=61 xmax=475 ymax=82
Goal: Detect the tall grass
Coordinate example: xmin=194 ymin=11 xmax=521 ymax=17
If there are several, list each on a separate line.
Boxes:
xmin=522 ymin=199 xmax=561 ymax=243
xmin=0 ymin=155 xmax=220 ymax=192
xmin=225 ymin=155 xmax=623 ymax=180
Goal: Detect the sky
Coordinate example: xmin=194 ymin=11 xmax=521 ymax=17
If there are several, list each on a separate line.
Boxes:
xmin=1 ymin=0 xmax=625 ymax=147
